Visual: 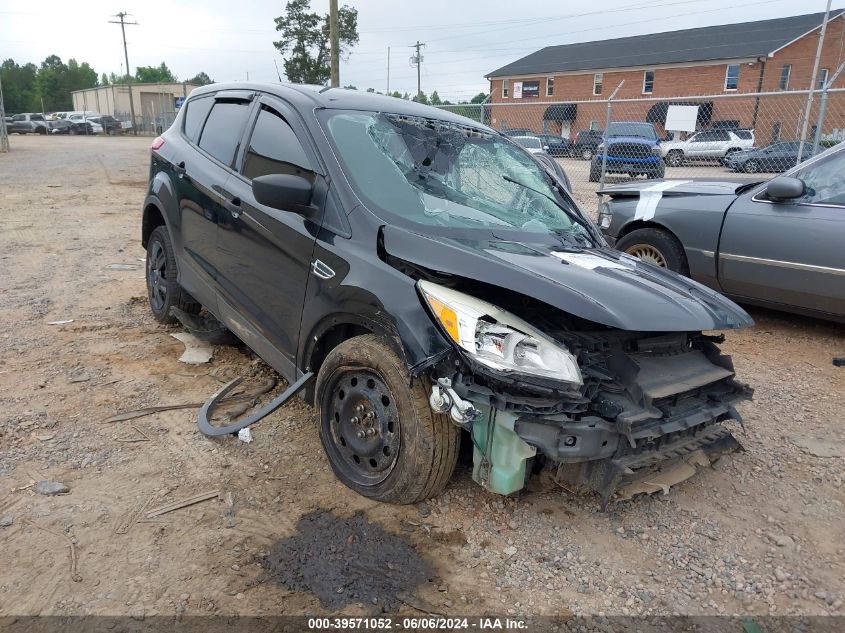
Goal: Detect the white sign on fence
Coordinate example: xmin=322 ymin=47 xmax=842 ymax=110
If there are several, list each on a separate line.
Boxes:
xmin=665 ymin=105 xmax=699 ymax=132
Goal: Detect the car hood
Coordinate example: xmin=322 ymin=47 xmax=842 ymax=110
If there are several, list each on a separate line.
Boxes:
xmin=599 ymin=179 xmax=745 ymax=197
xmin=382 ymin=225 xmax=752 ymax=332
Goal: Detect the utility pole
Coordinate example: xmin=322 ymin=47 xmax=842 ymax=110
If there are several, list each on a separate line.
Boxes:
xmin=797 ymin=0 xmax=832 ymax=164
xmin=109 ymin=12 xmax=138 ymax=136
xmin=411 ymin=41 xmax=425 ymax=100
xmin=329 ymin=0 xmax=339 ymax=87
xmin=0 ymin=72 xmax=10 ymax=153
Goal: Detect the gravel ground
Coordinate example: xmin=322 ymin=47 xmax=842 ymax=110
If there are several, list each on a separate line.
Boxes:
xmin=0 ymin=135 xmax=842 ymax=621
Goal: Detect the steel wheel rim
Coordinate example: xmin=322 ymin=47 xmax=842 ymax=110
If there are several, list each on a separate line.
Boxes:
xmin=745 ymin=160 xmax=759 ymax=173
xmin=626 ymin=243 xmax=668 ymax=267
xmin=325 ymin=369 xmax=401 ymax=486
xmin=147 ymin=240 xmax=168 ymax=311
xmin=582 ymin=148 xmax=593 ymax=160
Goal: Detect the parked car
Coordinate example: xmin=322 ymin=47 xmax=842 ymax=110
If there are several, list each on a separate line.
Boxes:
xmin=143 ymin=83 xmax=753 ymax=505
xmin=10 ymin=113 xmax=48 ymax=135
xmin=48 ymin=119 xmax=95 ymax=135
xmin=4 ymin=115 xmax=12 ymax=134
xmin=724 ymin=140 xmax=821 ymax=173
xmin=599 ymin=143 xmax=845 ymax=321
xmin=537 ymin=133 xmax=574 ymax=157
xmin=67 ymin=113 xmax=103 ymax=134
xmin=589 ymin=122 xmax=664 ymax=181
xmin=512 ymin=135 xmax=545 ymax=154
xmin=662 ymin=129 xmax=755 ymax=166
xmin=88 ymin=114 xmax=131 ymax=135
xmin=573 ymin=129 xmax=603 ymax=160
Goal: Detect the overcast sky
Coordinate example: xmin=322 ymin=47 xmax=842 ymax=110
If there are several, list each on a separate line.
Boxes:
xmin=0 ymin=0 xmax=832 ymax=101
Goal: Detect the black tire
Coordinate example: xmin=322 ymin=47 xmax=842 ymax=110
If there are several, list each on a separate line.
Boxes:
xmin=615 ymin=228 xmax=689 ymax=275
xmin=666 ymin=150 xmax=683 ymax=167
xmin=588 ymin=164 xmax=601 ymax=182
xmin=581 ymin=147 xmax=594 ymax=160
xmin=648 ymin=161 xmax=666 ymax=179
xmin=743 ymin=159 xmax=760 ymax=173
xmin=38 ymin=127 xmax=47 ymax=135
xmin=316 ymin=334 xmax=460 ymax=504
xmin=145 ymin=225 xmax=201 ymax=323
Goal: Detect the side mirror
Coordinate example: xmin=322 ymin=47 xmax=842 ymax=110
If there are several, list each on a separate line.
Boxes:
xmin=766 ymin=176 xmax=805 ymax=201
xmin=252 ymin=174 xmax=313 ymax=213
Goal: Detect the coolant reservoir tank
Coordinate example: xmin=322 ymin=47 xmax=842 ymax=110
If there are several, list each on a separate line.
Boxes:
xmin=472 ymin=406 xmax=537 ymax=495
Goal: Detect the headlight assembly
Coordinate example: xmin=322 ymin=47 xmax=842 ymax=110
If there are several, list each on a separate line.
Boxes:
xmin=418 ymin=280 xmax=582 ymax=386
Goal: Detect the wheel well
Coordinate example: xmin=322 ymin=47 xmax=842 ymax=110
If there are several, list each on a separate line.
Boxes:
xmin=302 ymin=322 xmax=373 ymax=404
xmin=617 ymin=219 xmax=677 ymax=242
xmin=142 ymin=204 xmax=165 ymax=249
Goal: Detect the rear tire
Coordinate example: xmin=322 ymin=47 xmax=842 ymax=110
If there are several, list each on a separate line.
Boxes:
xmin=588 ymin=164 xmax=601 ymax=182
xmin=581 ymin=147 xmax=594 ymax=160
xmin=616 ymin=228 xmax=689 ymax=275
xmin=743 ymin=159 xmax=760 ymax=173
xmin=145 ymin=225 xmax=201 ymax=324
xmin=316 ymin=334 xmax=460 ymax=504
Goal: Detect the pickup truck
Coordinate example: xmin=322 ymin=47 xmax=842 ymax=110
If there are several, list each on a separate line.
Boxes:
xmin=661 ymin=129 xmax=755 ymax=166
xmin=10 ymin=113 xmax=48 ymax=135
xmin=589 ymin=121 xmax=664 ymax=181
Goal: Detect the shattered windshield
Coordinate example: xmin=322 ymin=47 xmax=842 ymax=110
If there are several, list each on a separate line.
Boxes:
xmin=321 ymin=111 xmax=592 ymax=241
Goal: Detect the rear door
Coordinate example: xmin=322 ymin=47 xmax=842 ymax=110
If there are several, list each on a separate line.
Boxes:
xmin=718 ymin=149 xmax=845 ymax=316
xmin=216 ymin=94 xmax=323 ymax=376
xmin=174 ymin=91 xmax=253 ymax=305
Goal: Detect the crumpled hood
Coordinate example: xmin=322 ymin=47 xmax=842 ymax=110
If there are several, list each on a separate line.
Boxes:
xmin=383 ymin=225 xmax=753 ymax=332
xmin=599 ymin=179 xmax=746 ymax=197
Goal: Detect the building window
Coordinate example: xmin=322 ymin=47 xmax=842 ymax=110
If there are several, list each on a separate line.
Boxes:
xmin=779 ymin=64 xmax=791 ymax=90
xmin=817 ymin=68 xmax=830 ymax=90
xmin=724 ymin=64 xmax=740 ymax=90
xmin=589 ymin=120 xmax=600 ymax=131
xmin=642 ymin=70 xmax=654 ymax=94
xmin=593 ymin=73 xmax=603 ymax=96
xmin=546 ymin=76 xmax=554 ymax=97
xmin=502 ymin=79 xmax=509 ymax=98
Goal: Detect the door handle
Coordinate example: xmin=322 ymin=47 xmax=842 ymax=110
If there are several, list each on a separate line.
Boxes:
xmin=223 ymin=196 xmax=242 ymax=218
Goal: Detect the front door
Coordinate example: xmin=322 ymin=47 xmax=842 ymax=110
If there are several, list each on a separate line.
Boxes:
xmin=718 ymin=149 xmax=845 ymax=316
xmin=216 ymin=96 xmax=322 ymax=377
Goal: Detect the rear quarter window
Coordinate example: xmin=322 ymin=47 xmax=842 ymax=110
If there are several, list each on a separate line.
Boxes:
xmin=733 ymin=130 xmax=752 ymax=140
xmin=183 ymin=96 xmax=214 ymax=143
xmin=198 ymin=101 xmax=251 ymax=166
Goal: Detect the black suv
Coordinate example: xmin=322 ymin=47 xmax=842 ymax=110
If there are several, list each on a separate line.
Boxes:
xmin=143 ymin=83 xmax=753 ymax=505
xmin=573 ymin=129 xmax=603 ymax=160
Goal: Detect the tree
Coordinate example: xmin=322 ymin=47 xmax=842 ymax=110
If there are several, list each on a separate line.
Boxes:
xmin=412 ymin=91 xmax=428 ymax=105
xmin=187 ymin=71 xmax=213 ymax=86
xmin=101 ymin=73 xmax=109 ymax=86
xmin=273 ymin=0 xmax=359 ymax=85
xmin=0 ymin=59 xmax=39 ymax=112
xmin=390 ymin=90 xmax=403 ymax=99
xmin=135 ymin=62 xmax=176 ymax=83
xmin=343 ymin=84 xmax=357 ymax=90
xmin=429 ymin=90 xmax=442 ymax=106
xmin=470 ymin=92 xmax=488 ymax=104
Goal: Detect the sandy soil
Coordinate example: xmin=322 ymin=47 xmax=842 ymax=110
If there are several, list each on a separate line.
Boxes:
xmin=0 ymin=135 xmax=843 ymax=620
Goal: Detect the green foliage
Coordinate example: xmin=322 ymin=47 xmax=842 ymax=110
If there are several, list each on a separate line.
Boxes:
xmin=411 ymin=91 xmax=428 ymax=104
xmin=101 ymin=73 xmax=109 ymax=86
xmin=33 ymin=55 xmax=98 ymax=111
xmin=186 ymin=71 xmax=213 ymax=86
xmin=429 ymin=90 xmax=442 ymax=106
xmin=273 ymin=0 xmax=359 ymax=85
xmin=135 ymin=62 xmax=176 ymax=83
xmin=1 ymin=59 xmax=39 ymax=112
xmin=343 ymin=84 xmax=357 ymax=90
xmin=470 ymin=92 xmax=488 ymax=104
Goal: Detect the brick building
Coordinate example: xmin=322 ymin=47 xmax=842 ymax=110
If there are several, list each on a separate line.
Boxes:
xmin=485 ymin=10 xmax=845 ymax=145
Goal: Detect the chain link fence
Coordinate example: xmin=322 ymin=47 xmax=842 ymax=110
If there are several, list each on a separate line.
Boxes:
xmin=437 ymin=89 xmax=845 ymax=211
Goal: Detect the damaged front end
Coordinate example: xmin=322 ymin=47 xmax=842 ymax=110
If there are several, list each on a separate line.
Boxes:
xmin=417 ymin=279 xmax=752 ymax=505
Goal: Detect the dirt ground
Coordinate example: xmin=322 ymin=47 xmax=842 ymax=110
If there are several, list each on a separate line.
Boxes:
xmin=0 ymin=135 xmax=843 ymax=621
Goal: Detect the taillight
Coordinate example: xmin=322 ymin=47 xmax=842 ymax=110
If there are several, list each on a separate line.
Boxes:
xmin=150 ymin=136 xmax=165 ymax=152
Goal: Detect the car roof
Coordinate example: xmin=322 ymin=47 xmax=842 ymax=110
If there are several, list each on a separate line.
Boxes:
xmin=188 ymin=82 xmax=496 ymax=133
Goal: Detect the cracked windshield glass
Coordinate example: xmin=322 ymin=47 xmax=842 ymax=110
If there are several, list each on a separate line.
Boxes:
xmin=323 ymin=112 xmax=591 ymax=241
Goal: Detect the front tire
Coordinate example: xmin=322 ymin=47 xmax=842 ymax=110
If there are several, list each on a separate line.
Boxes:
xmin=145 ymin=225 xmax=201 ymax=323
xmin=316 ymin=334 xmax=460 ymax=504
xmin=743 ymin=159 xmax=760 ymax=173
xmin=616 ymin=228 xmax=689 ymax=275
xmin=666 ymin=150 xmax=683 ymax=167
xmin=588 ymin=164 xmax=601 ymax=182
xmin=581 ymin=147 xmax=594 ymax=160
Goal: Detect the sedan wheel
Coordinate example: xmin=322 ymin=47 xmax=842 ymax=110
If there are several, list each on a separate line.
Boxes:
xmin=743 ymin=159 xmax=760 ymax=173
xmin=581 ymin=148 xmax=594 ymax=160
xmin=624 ymin=243 xmax=668 ymax=267
xmin=666 ymin=150 xmax=683 ymax=167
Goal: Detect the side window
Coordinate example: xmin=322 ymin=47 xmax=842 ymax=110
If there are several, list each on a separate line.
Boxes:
xmin=714 ymin=131 xmax=730 ymax=142
xmin=242 ymin=106 xmax=315 ymax=182
xmin=795 ymin=151 xmax=845 ymax=206
xmin=183 ymin=96 xmax=214 ymax=143
xmin=12 ymin=114 xmax=24 ymax=121
xmin=198 ymin=100 xmax=251 ymax=166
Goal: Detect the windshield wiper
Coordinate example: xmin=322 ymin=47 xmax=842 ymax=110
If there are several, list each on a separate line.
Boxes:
xmin=501 ymin=174 xmax=596 ymax=241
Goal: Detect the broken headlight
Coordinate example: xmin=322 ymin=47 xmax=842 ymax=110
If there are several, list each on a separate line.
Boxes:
xmin=418 ymin=280 xmax=582 ymax=386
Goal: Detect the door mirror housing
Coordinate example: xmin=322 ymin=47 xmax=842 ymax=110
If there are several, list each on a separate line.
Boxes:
xmin=766 ymin=176 xmax=805 ymax=201
xmin=252 ymin=174 xmax=313 ymax=213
